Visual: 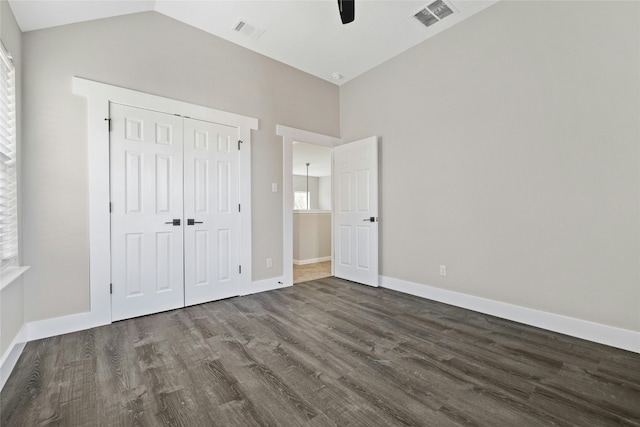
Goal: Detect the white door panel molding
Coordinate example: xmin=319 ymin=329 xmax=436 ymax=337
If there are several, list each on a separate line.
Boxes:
xmin=333 ymin=136 xmax=379 ymax=287
xmin=73 ymin=77 xmax=257 ymax=325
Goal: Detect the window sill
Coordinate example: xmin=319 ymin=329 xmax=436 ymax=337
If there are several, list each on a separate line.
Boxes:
xmin=1 ymin=266 xmax=30 ymax=291
xmin=293 ymin=210 xmax=332 ymax=214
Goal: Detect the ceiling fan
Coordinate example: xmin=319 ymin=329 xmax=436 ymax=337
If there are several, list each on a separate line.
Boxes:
xmin=337 ymin=0 xmax=355 ymax=24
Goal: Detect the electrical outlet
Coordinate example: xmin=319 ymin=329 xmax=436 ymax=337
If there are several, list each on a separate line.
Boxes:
xmin=440 ymin=265 xmax=447 ymax=276
xmin=266 ymin=258 xmax=273 ymax=268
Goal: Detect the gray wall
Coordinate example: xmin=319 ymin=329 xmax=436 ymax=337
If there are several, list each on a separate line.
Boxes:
xmin=293 ymin=212 xmax=331 ymax=262
xmin=22 ymin=12 xmax=339 ymax=322
xmin=0 ymin=0 xmax=24 ymax=357
xmin=340 ymin=1 xmax=640 ymax=331
xmin=293 ymin=174 xmax=319 ymax=210
xmin=318 ymin=176 xmax=331 ymax=210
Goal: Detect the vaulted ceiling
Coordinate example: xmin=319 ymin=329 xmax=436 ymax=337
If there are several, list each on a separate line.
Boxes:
xmin=8 ymin=0 xmax=499 ymax=85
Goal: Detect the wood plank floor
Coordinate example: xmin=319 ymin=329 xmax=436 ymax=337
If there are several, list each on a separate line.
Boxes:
xmin=1 ymin=277 xmax=639 ymax=426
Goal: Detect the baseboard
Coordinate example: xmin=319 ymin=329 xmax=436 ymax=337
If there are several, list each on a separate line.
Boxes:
xmin=20 ymin=278 xmax=291 ymax=343
xmin=0 ymin=277 xmax=282 ymax=392
xmin=2 ymin=312 xmax=106 ymax=391
xmin=379 ymin=275 xmax=640 ymax=354
xmin=240 ymin=277 xmax=291 ymax=296
xmin=26 ymin=310 xmax=110 ymax=342
xmin=293 ymin=256 xmax=331 ymax=266
xmin=0 ymin=324 xmax=27 ymax=391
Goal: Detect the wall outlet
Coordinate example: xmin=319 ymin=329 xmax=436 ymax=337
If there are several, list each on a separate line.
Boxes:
xmin=266 ymin=258 xmax=273 ymax=268
xmin=440 ymin=265 xmax=447 ymax=276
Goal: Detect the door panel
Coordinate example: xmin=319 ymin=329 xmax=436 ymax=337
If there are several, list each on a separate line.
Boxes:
xmin=184 ymin=118 xmax=241 ymax=305
xmin=156 ymin=231 xmax=173 ymax=291
xmin=111 ymin=104 xmax=185 ymax=321
xmin=334 ymin=136 xmax=378 ymax=287
xmin=357 ymin=226 xmax=371 ymax=269
xmin=111 ymin=105 xmax=244 ymax=319
xmin=156 ymin=155 xmax=173 ymax=214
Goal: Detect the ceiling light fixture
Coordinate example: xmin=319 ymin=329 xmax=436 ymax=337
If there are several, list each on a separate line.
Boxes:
xmin=331 ymin=73 xmax=343 ymax=80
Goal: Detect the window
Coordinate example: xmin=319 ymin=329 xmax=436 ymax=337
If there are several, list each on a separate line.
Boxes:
xmin=294 ymin=191 xmax=309 ymax=210
xmin=0 ymin=41 xmax=17 ymax=271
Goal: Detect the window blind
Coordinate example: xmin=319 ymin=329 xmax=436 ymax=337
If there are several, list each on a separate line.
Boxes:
xmin=0 ymin=41 xmax=17 ymax=271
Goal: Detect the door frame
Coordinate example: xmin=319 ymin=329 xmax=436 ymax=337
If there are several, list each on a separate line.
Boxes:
xmin=74 ymin=77 xmax=258 ymax=325
xmin=277 ymin=125 xmax=340 ymax=286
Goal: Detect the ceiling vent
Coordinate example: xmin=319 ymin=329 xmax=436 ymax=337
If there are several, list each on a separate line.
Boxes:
xmin=413 ymin=0 xmax=455 ymax=28
xmin=233 ymin=20 xmax=265 ymax=41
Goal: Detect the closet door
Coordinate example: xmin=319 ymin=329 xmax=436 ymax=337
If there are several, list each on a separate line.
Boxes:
xmin=183 ymin=118 xmax=241 ymax=306
xmin=110 ymin=104 xmax=185 ymax=321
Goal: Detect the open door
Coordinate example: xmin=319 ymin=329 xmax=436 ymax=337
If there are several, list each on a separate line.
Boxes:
xmin=333 ymin=136 xmax=378 ymax=287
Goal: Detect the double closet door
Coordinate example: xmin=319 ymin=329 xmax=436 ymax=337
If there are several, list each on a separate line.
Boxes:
xmin=110 ymin=103 xmax=241 ymax=321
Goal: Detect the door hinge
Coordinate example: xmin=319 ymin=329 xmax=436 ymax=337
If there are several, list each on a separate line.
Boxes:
xmin=110 ymin=283 xmax=113 ymax=294
xmin=239 ymin=265 xmax=242 ymax=274
xmin=238 ymin=140 xmax=243 ymax=150
xmin=109 ymin=202 xmax=112 ymax=213
xmin=104 ymin=118 xmax=112 ymax=132
xmin=238 ymin=204 xmax=241 ymax=212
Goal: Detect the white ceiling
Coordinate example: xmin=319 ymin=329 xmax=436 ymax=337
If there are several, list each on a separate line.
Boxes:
xmin=293 ymin=141 xmax=332 ymax=177
xmin=8 ymin=0 xmax=499 ymax=85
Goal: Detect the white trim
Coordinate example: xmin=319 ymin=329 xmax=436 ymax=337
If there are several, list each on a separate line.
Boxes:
xmin=0 ymin=324 xmax=27 ymax=391
xmin=293 ymin=210 xmax=332 ymax=214
xmin=238 ymin=127 xmax=253 ymax=287
xmin=25 ymin=277 xmax=290 ymax=340
xmin=276 ymin=125 xmax=340 ymax=287
xmin=380 ymin=275 xmax=640 ymax=354
xmin=241 ymin=277 xmax=290 ymax=296
xmin=293 ymin=256 xmax=332 ymax=265
xmin=72 ymin=77 xmax=258 ymax=327
xmin=73 ymin=78 xmax=258 ymax=130
xmin=25 ymin=310 xmax=100 ymax=342
xmin=1 ymin=274 xmax=287 ymax=391
xmin=0 ymin=266 xmax=29 ymax=291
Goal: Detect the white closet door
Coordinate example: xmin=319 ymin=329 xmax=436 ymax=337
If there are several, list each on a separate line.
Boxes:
xmin=183 ymin=118 xmax=241 ymax=306
xmin=333 ymin=136 xmax=379 ymax=287
xmin=110 ymin=104 xmax=185 ymax=321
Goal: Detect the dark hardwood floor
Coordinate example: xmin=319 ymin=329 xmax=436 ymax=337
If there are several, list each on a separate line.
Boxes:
xmin=1 ymin=277 xmax=639 ymax=426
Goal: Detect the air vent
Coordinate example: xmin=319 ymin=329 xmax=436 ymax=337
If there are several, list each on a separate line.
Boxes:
xmin=413 ymin=0 xmax=455 ymax=28
xmin=233 ymin=20 xmax=265 ymax=41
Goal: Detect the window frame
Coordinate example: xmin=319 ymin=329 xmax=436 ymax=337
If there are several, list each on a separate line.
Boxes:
xmin=293 ymin=190 xmax=310 ymax=210
xmin=0 ymin=40 xmax=18 ymax=273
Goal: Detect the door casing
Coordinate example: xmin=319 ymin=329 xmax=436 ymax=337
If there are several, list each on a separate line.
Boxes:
xmin=278 ymin=125 xmax=379 ymax=287
xmin=75 ymin=77 xmax=257 ymax=327
xmin=278 ymin=125 xmax=339 ymax=286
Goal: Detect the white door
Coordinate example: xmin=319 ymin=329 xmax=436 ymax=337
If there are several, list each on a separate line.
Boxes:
xmin=183 ymin=118 xmax=241 ymax=305
xmin=110 ymin=104 xmax=185 ymax=321
xmin=333 ymin=136 xmax=379 ymax=287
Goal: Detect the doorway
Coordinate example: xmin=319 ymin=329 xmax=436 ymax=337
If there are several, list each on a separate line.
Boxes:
xmin=277 ymin=125 xmax=339 ymax=286
xmin=279 ymin=125 xmax=380 ymax=288
xmin=292 ymin=142 xmax=332 ymax=283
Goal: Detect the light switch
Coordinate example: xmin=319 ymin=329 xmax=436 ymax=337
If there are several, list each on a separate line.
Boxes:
xmin=272 ymin=183 xmax=278 ymax=192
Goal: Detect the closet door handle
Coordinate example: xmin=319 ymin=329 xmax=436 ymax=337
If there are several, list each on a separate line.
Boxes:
xmin=165 ymin=219 xmax=181 ymax=226
xmin=187 ymin=219 xmax=203 ymax=226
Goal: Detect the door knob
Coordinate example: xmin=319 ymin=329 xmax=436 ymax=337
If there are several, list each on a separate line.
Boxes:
xmin=165 ymin=219 xmax=181 ymax=226
xmin=187 ymin=219 xmax=204 ymax=226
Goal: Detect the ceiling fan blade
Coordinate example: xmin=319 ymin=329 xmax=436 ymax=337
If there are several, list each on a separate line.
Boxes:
xmin=337 ymin=0 xmax=355 ymax=24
